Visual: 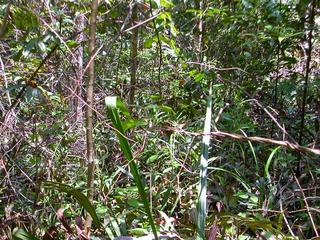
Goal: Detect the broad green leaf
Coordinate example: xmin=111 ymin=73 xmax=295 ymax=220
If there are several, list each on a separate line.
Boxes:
xmin=194 ymin=73 xmax=205 ymax=82
xmin=106 ymin=96 xmax=131 ymax=117
xmin=13 ymin=229 xmax=40 ymax=240
xmin=127 ymin=198 xmax=144 ymax=208
xmin=212 ymin=84 xmax=224 ymax=89
xmin=122 ymin=119 xmax=147 ymax=131
xmin=147 ymin=155 xmax=158 ymax=164
xmin=129 ymin=228 xmax=149 ymax=237
xmin=122 ymin=119 xmax=138 ymax=131
xmin=160 ymin=0 xmax=174 ymax=8
xmin=144 ymin=37 xmax=156 ymax=48
xmin=159 ymin=35 xmax=172 ymax=45
xmin=96 ymin=205 xmax=108 ymax=217
xmin=66 ymin=40 xmax=78 ymax=48
xmin=206 ymin=8 xmax=222 ymax=16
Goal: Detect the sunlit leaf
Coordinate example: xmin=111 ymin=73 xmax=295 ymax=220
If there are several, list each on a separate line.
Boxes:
xmin=105 ymin=96 xmax=158 ymax=239
xmin=160 ymin=0 xmax=174 ymax=8
xmin=197 ymin=85 xmax=213 ymax=240
xmin=264 ymin=147 xmax=281 ymax=183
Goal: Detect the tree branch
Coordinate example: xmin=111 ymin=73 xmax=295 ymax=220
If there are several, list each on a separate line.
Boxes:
xmin=170 ymin=127 xmax=320 ymax=155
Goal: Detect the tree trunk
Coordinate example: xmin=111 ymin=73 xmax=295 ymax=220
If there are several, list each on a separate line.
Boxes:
xmin=71 ymin=13 xmax=86 ymax=167
xmin=194 ymin=0 xmax=204 ymax=65
xmin=85 ymin=0 xmax=99 ymax=233
xmin=296 ymin=0 xmax=316 ymax=175
xmin=74 ymin=13 xmax=85 ymax=124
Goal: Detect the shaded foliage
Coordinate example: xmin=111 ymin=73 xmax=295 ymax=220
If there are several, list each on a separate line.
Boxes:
xmin=0 ymin=0 xmax=319 ymax=239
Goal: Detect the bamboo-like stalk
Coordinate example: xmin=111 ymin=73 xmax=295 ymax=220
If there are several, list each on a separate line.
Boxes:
xmin=197 ymin=85 xmax=212 ymax=240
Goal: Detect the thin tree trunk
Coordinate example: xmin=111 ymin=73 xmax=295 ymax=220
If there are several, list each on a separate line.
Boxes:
xmin=74 ymin=13 xmax=85 ymax=124
xmin=149 ymin=0 xmax=162 ymax=97
xmin=194 ymin=0 xmax=204 ymax=65
xmin=298 ymin=0 xmax=316 ymax=145
xmin=129 ymin=1 xmax=138 ymax=112
xmin=296 ymin=0 xmax=316 ymax=175
xmin=71 ymin=13 xmax=86 ymax=168
xmin=85 ymin=0 xmax=99 ymax=233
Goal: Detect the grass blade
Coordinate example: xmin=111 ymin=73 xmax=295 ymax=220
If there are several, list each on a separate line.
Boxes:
xmin=105 ymin=96 xmax=158 ymax=240
xmin=207 ymin=167 xmax=250 ymax=191
xmin=265 ymin=146 xmax=281 ymax=183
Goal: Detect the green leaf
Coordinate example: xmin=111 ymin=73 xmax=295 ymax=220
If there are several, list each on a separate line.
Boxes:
xmin=206 ymin=8 xmax=222 ymax=16
xmin=144 ymin=37 xmax=156 ymax=48
xmin=194 ymin=73 xmax=205 ymax=82
xmin=264 ymin=147 xmax=281 ymax=183
xmin=127 ymin=198 xmax=144 ymax=208
xmin=122 ymin=119 xmax=147 ymax=131
xmin=147 ymin=155 xmax=158 ymax=164
xmin=13 ymin=229 xmax=40 ymax=240
xmin=13 ymin=7 xmax=39 ymax=31
xmin=106 ymin=96 xmax=130 ymax=117
xmin=197 ymin=85 xmax=213 ymax=240
xmin=105 ymin=96 xmax=158 ymax=240
xmin=122 ymin=119 xmax=137 ymax=131
xmin=129 ymin=228 xmax=149 ymax=237
xmin=43 ymin=181 xmax=101 ymax=227
xmin=208 ymin=167 xmax=250 ymax=191
xmin=159 ymin=105 xmax=175 ymax=115
xmin=152 ymin=0 xmax=160 ymax=8
xmin=160 ymin=0 xmax=174 ymax=8
xmin=66 ymin=40 xmax=78 ymax=48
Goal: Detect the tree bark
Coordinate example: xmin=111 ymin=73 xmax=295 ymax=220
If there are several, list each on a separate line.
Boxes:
xmin=85 ymin=0 xmax=99 ymax=233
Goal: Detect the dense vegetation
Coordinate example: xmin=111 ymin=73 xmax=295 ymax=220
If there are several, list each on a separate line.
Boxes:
xmin=0 ymin=0 xmax=319 ymax=239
